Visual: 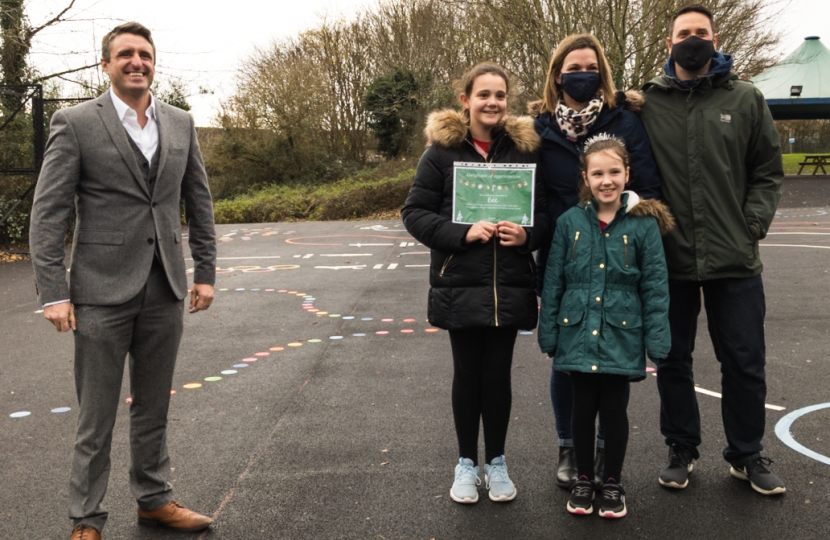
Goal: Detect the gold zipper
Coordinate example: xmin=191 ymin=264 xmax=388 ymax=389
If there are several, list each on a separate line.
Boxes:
xmin=493 ymin=240 xmax=499 ymax=326
xmin=570 ymin=231 xmax=580 ymax=261
xmin=623 ymin=235 xmax=629 ymax=267
xmin=439 ymin=254 xmax=454 ymax=277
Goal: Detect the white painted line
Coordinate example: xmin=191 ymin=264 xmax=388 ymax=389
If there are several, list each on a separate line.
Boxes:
xmin=767 ymin=232 xmax=830 ymax=235
xmin=314 ymin=265 xmax=367 ymax=270
xmin=405 ymin=265 xmax=430 ymax=268
xmin=775 ymin=403 xmax=830 ymax=466
xmin=186 ymin=256 xmax=282 ymax=261
xmin=694 ymin=386 xmax=784 ymax=411
xmin=319 ymin=253 xmax=373 ymax=257
xmin=761 ymin=244 xmax=830 ymax=250
xmin=303 ymin=254 xmax=314 ymax=258
xmin=401 ymin=251 xmax=430 ymax=255
xmin=407 ymin=242 xmax=414 ymax=247
xmin=387 ymin=263 xmax=398 ymax=270
xmin=373 ymin=264 xmax=383 ymax=269
xmin=349 ymin=243 xmax=394 ymax=247
xmin=294 ymin=254 xmax=301 ymax=258
xmin=400 ymin=242 xmax=407 ymax=247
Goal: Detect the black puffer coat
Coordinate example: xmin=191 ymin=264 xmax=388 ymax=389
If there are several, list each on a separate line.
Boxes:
xmin=402 ymin=109 xmax=550 ymax=330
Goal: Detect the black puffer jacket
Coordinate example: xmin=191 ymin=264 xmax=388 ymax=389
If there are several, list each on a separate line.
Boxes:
xmin=402 ymin=109 xmax=550 ymax=330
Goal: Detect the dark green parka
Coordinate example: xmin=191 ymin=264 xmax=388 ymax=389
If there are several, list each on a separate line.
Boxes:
xmin=538 ymin=192 xmax=674 ymax=378
xmin=640 ymin=60 xmax=783 ymax=281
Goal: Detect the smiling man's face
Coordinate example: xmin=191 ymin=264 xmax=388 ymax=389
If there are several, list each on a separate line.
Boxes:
xmin=102 ymin=33 xmax=155 ymax=100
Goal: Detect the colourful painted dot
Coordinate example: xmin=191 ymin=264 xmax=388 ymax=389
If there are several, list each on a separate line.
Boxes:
xmin=403 ymin=319 xmax=416 ymax=322
xmin=353 ymin=333 xmax=366 ymax=337
xmin=9 ymin=411 xmax=30 ymax=418
xmin=242 ymin=358 xmax=257 ymax=363
xmin=316 ymin=312 xmax=329 ymax=316
xmin=205 ymin=377 xmax=222 ymax=382
xmin=270 ymin=347 xmax=284 ymax=352
xmin=376 ymin=331 xmax=389 ymax=335
xmin=401 ymin=329 xmax=414 ymax=333
xmin=425 ymin=328 xmax=439 ymax=333
xmin=171 ymin=390 xmax=176 ymax=395
xmin=183 ymin=383 xmax=202 ymax=389
xmin=362 ymin=318 xmax=373 ymax=321
xmin=288 ymin=342 xmax=303 ymax=347
xmin=381 ymin=318 xmax=394 ymax=322
xmin=330 ymin=336 xmax=343 ymax=340
xmin=51 ymin=407 xmax=71 ymax=413
xmin=520 ymin=331 xmax=533 ymax=335
xmin=329 ymin=314 xmax=341 ymax=318
xmin=265 ymin=289 xmax=275 ymax=292
xmin=125 ymin=398 xmax=133 ymax=404
xmin=255 ymin=352 xmax=270 ymax=357
xmin=278 ymin=289 xmax=287 ymax=293
xmin=235 ymin=288 xmax=245 ymax=291
xmin=219 ymin=288 xmax=229 ymax=291
xmin=308 ymin=339 xmax=322 ymax=343
xmin=221 ymin=370 xmax=238 ymax=375
xmin=646 ymin=367 xmax=656 ymax=373
xmin=288 ymin=291 xmax=297 ymax=294
xmin=251 ymin=288 xmax=260 ymax=292
xmin=233 ymin=364 xmax=249 ymax=368
xmin=308 ymin=309 xmax=319 ymax=312
xmin=342 ymin=316 xmax=355 ymax=320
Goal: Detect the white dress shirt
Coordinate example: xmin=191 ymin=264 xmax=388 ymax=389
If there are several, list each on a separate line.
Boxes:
xmin=43 ymin=90 xmax=159 ymax=308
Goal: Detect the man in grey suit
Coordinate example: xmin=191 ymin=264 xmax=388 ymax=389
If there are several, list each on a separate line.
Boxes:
xmin=29 ymin=22 xmax=216 ymax=540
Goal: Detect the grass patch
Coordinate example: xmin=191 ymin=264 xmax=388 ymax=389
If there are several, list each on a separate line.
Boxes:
xmin=213 ymin=168 xmax=415 ymax=224
xmin=782 ymin=153 xmax=830 ymax=175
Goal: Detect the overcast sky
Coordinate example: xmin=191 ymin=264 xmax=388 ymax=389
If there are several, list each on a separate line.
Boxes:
xmin=25 ymin=0 xmax=830 ymax=126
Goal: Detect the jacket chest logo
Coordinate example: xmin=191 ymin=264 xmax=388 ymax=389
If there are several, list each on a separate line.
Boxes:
xmin=720 ymin=113 xmax=731 ymax=123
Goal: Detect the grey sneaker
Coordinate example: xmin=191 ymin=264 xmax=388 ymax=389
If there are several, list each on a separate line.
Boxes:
xmin=658 ymin=444 xmax=695 ymax=489
xmin=730 ymin=457 xmax=786 ymax=495
xmin=484 ymin=455 xmax=517 ymax=502
xmin=450 ymin=457 xmax=480 ymax=503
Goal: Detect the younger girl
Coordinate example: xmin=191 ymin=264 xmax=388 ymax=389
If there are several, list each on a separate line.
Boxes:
xmin=402 ymin=63 xmax=549 ymax=504
xmin=537 ymin=135 xmax=672 ymax=518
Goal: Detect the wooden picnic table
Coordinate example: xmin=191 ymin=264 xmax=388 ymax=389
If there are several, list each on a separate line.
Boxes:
xmin=797 ymin=154 xmax=830 ymax=175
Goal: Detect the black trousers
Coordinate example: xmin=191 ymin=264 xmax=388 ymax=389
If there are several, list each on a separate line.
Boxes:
xmin=448 ymin=327 xmax=518 ymax=466
xmin=570 ymin=372 xmax=629 ymax=483
xmin=655 ymin=276 xmax=767 ymax=465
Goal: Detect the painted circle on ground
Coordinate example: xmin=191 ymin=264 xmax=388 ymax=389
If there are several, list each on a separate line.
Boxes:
xmin=243 ymin=268 xmax=274 ymax=273
xmin=221 ymin=370 xmax=238 ymax=375
xmin=51 ymin=407 xmax=71 ymax=413
xmin=233 ymin=364 xmax=249 ymax=368
xmin=330 ymin=336 xmax=343 ymax=340
xmin=401 ymin=329 xmax=414 ymax=333
xmin=288 ymin=342 xmax=303 ymax=347
xmin=183 ymin=383 xmax=202 ymax=389
xmin=231 ymin=266 xmax=261 ymax=271
xmin=308 ymin=339 xmax=322 ymax=343
xmin=242 ymin=358 xmax=257 ymax=362
xmin=775 ymin=403 xmax=830 ymax=466
xmin=255 ymin=352 xmax=270 ymax=357
xmin=205 ymin=377 xmax=222 ymax=382
xmin=425 ymin=328 xmax=439 ymax=333
xmin=376 ymin=331 xmax=389 ymax=335
xmin=270 ymin=265 xmax=301 ymax=270
xmin=270 ymin=347 xmax=285 ymax=351
xmin=353 ymin=333 xmax=366 ymax=337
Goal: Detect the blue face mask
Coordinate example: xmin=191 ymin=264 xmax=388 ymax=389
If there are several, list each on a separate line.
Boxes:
xmin=560 ymin=72 xmax=601 ymax=104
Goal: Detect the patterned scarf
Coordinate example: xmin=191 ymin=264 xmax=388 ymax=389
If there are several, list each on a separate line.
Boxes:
xmin=555 ymin=94 xmax=604 ymax=142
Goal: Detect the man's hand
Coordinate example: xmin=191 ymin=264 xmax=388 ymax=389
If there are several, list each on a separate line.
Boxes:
xmin=496 ymin=221 xmax=527 ymax=246
xmin=44 ymin=302 xmax=76 ymax=332
xmin=189 ymin=283 xmax=214 ymax=313
xmin=466 ymin=221 xmax=498 ymax=244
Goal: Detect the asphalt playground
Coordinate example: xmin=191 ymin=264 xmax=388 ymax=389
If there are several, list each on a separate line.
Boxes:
xmin=1 ymin=177 xmax=829 ymax=540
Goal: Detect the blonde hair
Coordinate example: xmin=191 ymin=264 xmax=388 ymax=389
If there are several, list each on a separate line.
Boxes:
xmin=537 ymin=34 xmax=617 ymax=115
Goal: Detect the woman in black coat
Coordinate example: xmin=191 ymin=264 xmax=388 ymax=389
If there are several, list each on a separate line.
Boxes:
xmin=532 ymin=34 xmax=662 ymax=489
xmin=402 ymin=63 xmax=549 ymax=504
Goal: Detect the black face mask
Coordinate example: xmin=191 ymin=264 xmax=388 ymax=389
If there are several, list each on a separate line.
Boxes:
xmin=671 ymin=36 xmax=715 ymax=73
xmin=560 ymin=72 xmax=601 ymax=104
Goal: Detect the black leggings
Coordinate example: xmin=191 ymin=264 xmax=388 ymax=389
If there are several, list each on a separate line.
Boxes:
xmin=570 ymin=372 xmax=630 ymax=483
xmin=448 ymin=327 xmax=518 ymax=466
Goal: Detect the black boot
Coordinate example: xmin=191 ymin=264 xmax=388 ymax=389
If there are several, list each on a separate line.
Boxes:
xmin=594 ymin=447 xmax=606 ymax=487
xmin=556 ymin=446 xmax=577 ymax=489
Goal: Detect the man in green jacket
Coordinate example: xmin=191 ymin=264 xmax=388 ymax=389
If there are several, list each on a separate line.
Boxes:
xmin=640 ymin=4 xmax=785 ymax=496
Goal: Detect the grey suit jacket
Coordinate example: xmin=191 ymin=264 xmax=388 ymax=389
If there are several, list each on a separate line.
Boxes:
xmin=30 ymin=92 xmax=216 ymax=306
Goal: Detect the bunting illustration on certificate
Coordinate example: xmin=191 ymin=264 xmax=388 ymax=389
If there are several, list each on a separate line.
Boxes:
xmin=452 ymin=162 xmax=536 ymax=226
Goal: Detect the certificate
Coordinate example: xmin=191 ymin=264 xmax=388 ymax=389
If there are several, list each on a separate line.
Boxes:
xmin=452 ymin=162 xmax=536 ymax=226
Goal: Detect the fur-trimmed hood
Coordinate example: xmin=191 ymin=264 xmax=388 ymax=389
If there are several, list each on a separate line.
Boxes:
xmin=528 ymin=90 xmax=644 ymax=116
xmin=423 ymin=109 xmax=540 ymax=154
xmin=578 ymin=189 xmax=675 ymax=236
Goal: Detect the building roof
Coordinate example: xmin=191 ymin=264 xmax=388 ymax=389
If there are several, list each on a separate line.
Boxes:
xmin=752 ymin=37 xmax=830 ymax=119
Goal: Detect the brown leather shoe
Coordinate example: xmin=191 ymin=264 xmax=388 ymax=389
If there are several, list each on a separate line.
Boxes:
xmin=137 ymin=500 xmax=213 ymax=532
xmin=70 ymin=525 xmax=101 ymax=540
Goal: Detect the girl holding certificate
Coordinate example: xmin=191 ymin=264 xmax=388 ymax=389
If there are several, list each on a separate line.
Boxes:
xmin=530 ymin=34 xmax=662 ymax=489
xmin=402 ymin=63 xmax=549 ymax=504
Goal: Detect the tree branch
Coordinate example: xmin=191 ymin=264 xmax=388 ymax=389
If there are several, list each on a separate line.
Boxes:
xmin=31 ymin=62 xmax=98 ymax=83
xmin=27 ymin=0 xmax=77 ymax=39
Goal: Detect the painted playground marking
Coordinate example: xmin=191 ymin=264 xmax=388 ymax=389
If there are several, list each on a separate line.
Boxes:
xmin=775 ymin=403 xmax=830 ymax=466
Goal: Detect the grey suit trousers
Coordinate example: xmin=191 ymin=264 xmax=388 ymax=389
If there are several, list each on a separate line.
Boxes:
xmin=69 ymin=258 xmax=183 ymax=531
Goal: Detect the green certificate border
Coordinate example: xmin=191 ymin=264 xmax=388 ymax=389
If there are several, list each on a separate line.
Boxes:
xmin=452 ymin=162 xmax=536 ymax=226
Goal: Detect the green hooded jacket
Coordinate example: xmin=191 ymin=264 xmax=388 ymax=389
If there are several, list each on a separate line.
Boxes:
xmin=538 ymin=193 xmax=674 ymax=378
xmin=640 ymin=70 xmax=783 ymax=281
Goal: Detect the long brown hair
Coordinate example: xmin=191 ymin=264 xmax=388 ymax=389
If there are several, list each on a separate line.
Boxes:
xmin=457 ymin=62 xmax=509 ymax=119
xmin=537 ymin=34 xmax=616 ymax=114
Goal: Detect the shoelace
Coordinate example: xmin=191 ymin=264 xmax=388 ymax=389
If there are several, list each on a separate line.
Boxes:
xmin=75 ymin=525 xmax=95 ymax=539
xmin=572 ymin=482 xmax=593 ymax=498
xmin=456 ymin=464 xmax=481 ymax=485
xmin=603 ymin=486 xmax=623 ymax=501
xmin=669 ymin=446 xmax=690 ymax=467
xmin=749 ymin=457 xmax=774 ymax=474
xmin=488 ymin=464 xmax=510 ymax=484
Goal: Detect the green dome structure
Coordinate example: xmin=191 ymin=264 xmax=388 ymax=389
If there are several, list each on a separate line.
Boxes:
xmin=752 ymin=36 xmax=830 ymax=119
